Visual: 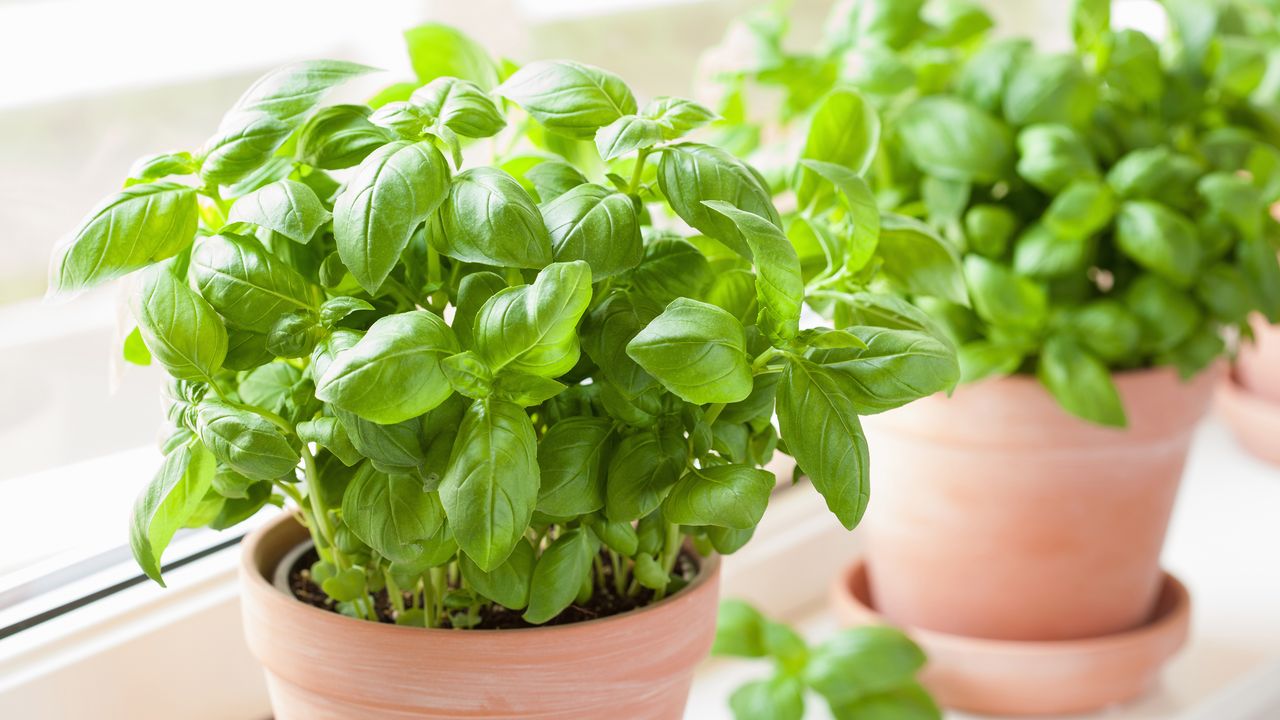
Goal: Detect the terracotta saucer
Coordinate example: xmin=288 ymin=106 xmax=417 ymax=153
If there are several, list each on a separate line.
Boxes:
xmin=1218 ymin=373 xmax=1280 ymax=467
xmin=830 ymin=559 xmax=1190 ymax=717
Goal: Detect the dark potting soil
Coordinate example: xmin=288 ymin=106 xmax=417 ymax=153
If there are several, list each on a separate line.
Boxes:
xmin=288 ymin=547 xmax=699 ymax=629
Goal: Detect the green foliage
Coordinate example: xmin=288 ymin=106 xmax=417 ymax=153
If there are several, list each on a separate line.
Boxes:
xmin=709 ymin=0 xmax=1280 ymax=426
xmin=54 ymin=24 xmax=959 ymax=629
xmin=714 ymin=600 xmax=939 ymax=720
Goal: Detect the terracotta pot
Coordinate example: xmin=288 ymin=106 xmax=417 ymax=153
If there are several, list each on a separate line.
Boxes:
xmin=831 ymin=560 xmax=1191 ymax=717
xmin=239 ymin=513 xmax=721 ymax=720
xmin=861 ymin=366 xmax=1217 ymax=642
xmin=1235 ymin=314 xmax=1280 ymax=403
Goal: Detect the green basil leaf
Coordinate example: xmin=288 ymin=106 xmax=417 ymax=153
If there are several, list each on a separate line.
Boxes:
xmin=333 ymin=140 xmax=451 ymax=293
xmin=368 ymin=102 xmax=432 ymax=140
xmin=642 ymin=96 xmax=718 ymax=139
xmin=627 ymin=298 xmax=753 ymax=404
xmin=582 ymin=291 xmax=660 ymax=397
xmin=318 ymin=296 xmax=374 ymax=327
xmin=729 ymin=677 xmax=805 ymax=720
xmin=663 ymin=464 xmax=774 ymax=529
xmin=51 ymin=182 xmax=198 ymax=293
xmin=795 ymin=88 xmax=881 ymax=206
xmin=238 ymin=362 xmax=302 ymax=416
xmin=809 ymin=326 xmax=959 ymax=414
xmin=441 ymin=351 xmax=494 ymax=400
xmin=1239 ymin=234 xmax=1280 ymax=321
xmin=200 ymin=60 xmax=375 ymax=185
xmin=440 ymin=399 xmax=539 ymax=571
xmin=227 ymin=179 xmax=330 ymax=245
xmin=523 ymin=527 xmax=594 ymax=623
xmin=453 ymin=271 xmax=507 ymax=348
xmin=626 ymin=236 xmax=712 ymax=305
xmin=208 ymin=480 xmax=273 ymax=531
xmin=133 ymin=262 xmax=227 ymax=384
xmin=777 ymin=358 xmax=869 ymax=530
xmin=958 ymin=340 xmax=1025 ymax=383
xmin=897 ymin=95 xmax=1011 ymax=182
xmin=404 ymin=23 xmax=500 ymax=89
xmin=595 ymin=115 xmax=663 ymax=161
xmin=585 ymin=515 xmax=639 ymax=556
xmin=1114 ymin=201 xmax=1201 ymax=287
xmin=703 ymin=201 xmax=804 ymax=345
xmin=657 ymin=143 xmax=781 ymax=259
xmin=955 ymin=38 xmax=1031 ymax=113
xmin=409 ymin=77 xmax=505 ymax=138
xmin=541 ymin=183 xmax=642 ymax=279
xmin=127 ymin=152 xmax=197 ymax=184
xmin=604 ymin=425 xmax=688 ymax=522
xmin=1003 ymin=53 xmax=1096 ymax=128
xmin=963 ymin=204 xmax=1017 ymax=258
xmin=437 ymin=167 xmax=553 ymax=268
xmin=1038 ymin=335 xmax=1125 ymax=427
xmin=459 ymin=537 xmax=535 ymax=610
xmin=1102 ymin=30 xmax=1163 ymax=104
xmin=1012 ymin=222 xmax=1092 ymax=278
xmin=1125 ymin=274 xmax=1203 ymax=353
xmin=498 ymin=60 xmax=637 ymax=139
xmin=1061 ymin=300 xmax=1142 ymax=363
xmin=524 ymin=160 xmax=590 ymax=203
xmin=1042 ymin=180 xmax=1115 ymax=241
xmin=474 ymin=261 xmax=592 ymax=377
xmin=195 ymin=399 xmax=299 ymax=481
xmin=122 ymin=326 xmax=152 ymax=366
xmin=296 ymin=416 xmax=362 ymax=467
xmin=130 ymin=441 xmax=216 ymax=585
xmin=1016 ymin=124 xmax=1099 ymax=194
xmin=334 ymin=407 xmax=426 ymax=472
xmin=963 ymin=256 xmax=1047 ymax=329
xmin=190 ymin=233 xmax=320 ymax=334
xmin=316 ymin=310 xmax=459 ymax=424
xmin=1106 ymin=147 xmax=1202 ymax=207
xmin=799 ymin=160 xmax=880 ymax=273
xmin=494 ymin=371 xmax=568 ymax=407
xmin=224 ymin=328 xmax=274 ymax=371
xmin=830 ymin=683 xmax=941 ymax=720
xmin=1072 ymin=0 xmax=1111 ymax=50
xmin=536 ymin=417 xmax=613 ymax=517
xmin=297 ymin=104 xmax=390 ymax=170
xmin=804 ymin=626 xmax=927 ymax=707
xmin=713 ymin=599 xmax=768 ymax=657
xmin=343 ymin=465 xmax=445 ymax=564
xmin=875 ymin=214 xmax=968 ymax=304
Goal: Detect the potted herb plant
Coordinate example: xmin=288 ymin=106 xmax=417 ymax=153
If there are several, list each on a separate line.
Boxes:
xmin=705 ymin=0 xmax=1280 ymax=713
xmin=50 ymin=23 xmax=960 ymax=720
xmin=713 ymin=600 xmax=940 ymax=720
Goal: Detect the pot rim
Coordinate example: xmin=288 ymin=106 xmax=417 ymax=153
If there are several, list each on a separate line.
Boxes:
xmin=831 ymin=558 xmax=1190 ymax=654
xmin=241 ymin=510 xmax=721 ymax=636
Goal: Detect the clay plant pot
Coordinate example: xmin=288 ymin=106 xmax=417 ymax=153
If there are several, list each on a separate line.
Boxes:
xmin=831 ymin=560 xmax=1191 ymax=717
xmin=860 ymin=366 xmax=1218 ymax=642
xmin=1220 ymin=315 xmax=1280 ymax=465
xmin=239 ymin=513 xmax=721 ymax=720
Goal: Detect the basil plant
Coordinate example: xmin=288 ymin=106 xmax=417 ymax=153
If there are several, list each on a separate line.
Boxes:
xmin=714 ymin=600 xmax=940 ymax=720
xmin=707 ymin=0 xmax=1280 ymax=426
xmin=51 ymin=25 xmax=959 ymax=627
